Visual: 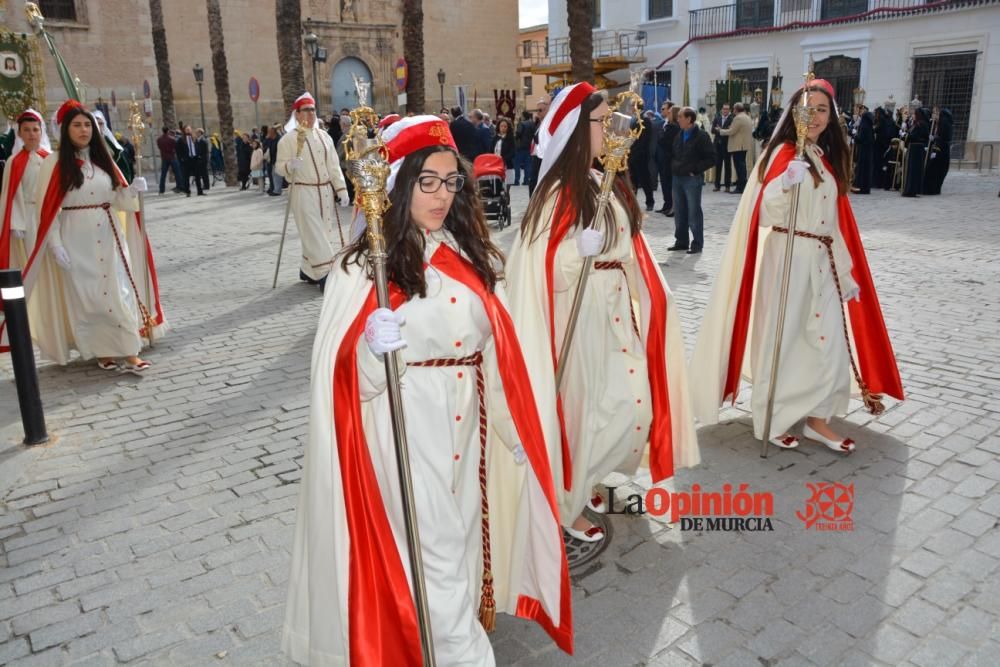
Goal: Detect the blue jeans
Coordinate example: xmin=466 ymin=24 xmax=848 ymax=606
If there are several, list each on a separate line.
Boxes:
xmin=513 ymin=149 xmax=530 ymax=185
xmin=158 ymin=158 xmax=181 ymax=193
xmin=672 ymin=174 xmax=704 ymax=250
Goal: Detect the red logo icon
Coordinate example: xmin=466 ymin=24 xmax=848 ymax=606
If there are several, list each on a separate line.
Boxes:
xmin=797 ymin=482 xmax=854 ymax=531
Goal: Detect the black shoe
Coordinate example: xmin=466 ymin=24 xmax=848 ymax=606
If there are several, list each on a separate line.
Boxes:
xmin=268 ymin=192 xmax=280 ymax=196
xmin=667 ymin=245 xmax=689 ymax=251
xmin=645 ymin=204 xmax=654 ymax=211
xmin=299 ymin=270 xmax=319 ymax=285
xmin=197 ymin=192 xmax=206 ymax=196
xmin=713 ymin=186 xmax=721 ymax=192
xmin=186 ymin=192 xmax=191 ymax=197
xmin=686 ymin=248 xmax=702 ymax=254
xmin=665 ymin=209 xmax=674 ymax=217
xmin=732 ymin=189 xmax=744 ymax=194
xmin=318 ymin=275 xmax=327 ymax=292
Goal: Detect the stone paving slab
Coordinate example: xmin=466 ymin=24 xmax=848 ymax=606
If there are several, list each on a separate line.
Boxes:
xmin=1 ymin=169 xmax=999 ymax=665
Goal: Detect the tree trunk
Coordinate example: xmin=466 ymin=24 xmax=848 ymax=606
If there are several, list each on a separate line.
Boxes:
xmin=275 ymin=0 xmax=306 ymax=113
xmin=402 ymin=0 xmax=425 ymax=113
xmin=206 ymin=0 xmax=238 ymax=186
xmin=149 ymin=0 xmax=176 ymax=129
xmin=567 ymin=0 xmax=594 ymax=85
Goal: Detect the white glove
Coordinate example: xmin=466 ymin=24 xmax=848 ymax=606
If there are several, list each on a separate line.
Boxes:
xmin=364 ymin=308 xmax=406 ymax=356
xmin=842 ymin=286 xmax=861 ymax=303
xmin=287 ymin=157 xmax=303 ymax=173
xmin=336 ymin=190 xmax=352 ymax=208
xmin=130 ymin=177 xmax=148 ymax=193
xmin=576 ymin=228 xmax=604 ymax=257
xmin=511 ymin=443 xmax=527 ymax=465
xmin=11 ymin=229 xmax=24 ymax=239
xmin=781 ymin=159 xmax=809 ymax=189
xmin=929 ymin=152 xmax=937 ymax=160
xmin=51 ymin=245 xmax=71 ymax=270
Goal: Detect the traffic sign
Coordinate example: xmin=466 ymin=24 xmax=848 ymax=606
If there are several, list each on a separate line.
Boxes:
xmin=143 ymin=79 xmax=151 ymax=99
xmin=395 ymin=58 xmax=408 ymax=93
xmin=249 ymin=76 xmax=260 ymax=102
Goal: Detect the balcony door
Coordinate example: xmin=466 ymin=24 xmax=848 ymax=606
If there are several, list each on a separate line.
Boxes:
xmin=736 ymin=0 xmax=774 ymax=29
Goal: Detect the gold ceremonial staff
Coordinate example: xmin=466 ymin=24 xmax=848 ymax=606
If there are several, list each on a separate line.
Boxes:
xmin=342 ymin=78 xmax=437 ymax=667
xmin=127 ymin=95 xmax=157 ymax=346
xmin=760 ymin=60 xmax=817 ymax=458
xmin=555 ymin=79 xmax=644 ymax=389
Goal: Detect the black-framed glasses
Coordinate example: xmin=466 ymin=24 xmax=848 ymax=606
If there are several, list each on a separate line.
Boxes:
xmin=418 ymin=174 xmax=465 ymax=193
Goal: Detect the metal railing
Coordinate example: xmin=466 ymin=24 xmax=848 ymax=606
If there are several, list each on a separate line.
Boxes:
xmin=689 ymin=0 xmax=994 ymax=39
xmin=520 ymin=30 xmax=646 ymax=67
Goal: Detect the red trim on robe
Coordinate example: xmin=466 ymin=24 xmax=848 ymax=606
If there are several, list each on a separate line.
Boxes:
xmin=332 ymin=246 xmax=574 ymax=664
xmin=631 ymin=235 xmax=674 ymax=482
xmin=723 ymin=143 xmax=903 ymax=403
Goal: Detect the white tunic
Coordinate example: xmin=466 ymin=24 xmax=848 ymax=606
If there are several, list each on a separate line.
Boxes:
xmin=749 ymin=145 xmax=859 ymax=438
xmin=550 ymin=196 xmax=652 ymax=522
xmin=1 ymin=149 xmax=45 ymax=268
xmin=32 ymin=150 xmax=143 ymax=362
xmin=274 ymin=127 xmax=349 ymax=280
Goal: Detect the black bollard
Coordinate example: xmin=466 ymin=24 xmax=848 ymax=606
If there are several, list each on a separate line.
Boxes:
xmin=0 ymin=269 xmax=48 ymax=445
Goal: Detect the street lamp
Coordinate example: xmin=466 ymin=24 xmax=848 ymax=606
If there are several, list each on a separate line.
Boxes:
xmin=751 ymin=87 xmax=762 ymax=121
xmin=705 ymin=84 xmax=716 ymax=117
xmin=437 ymin=68 xmax=446 ymax=111
xmin=303 ymin=32 xmax=322 ymax=113
xmin=193 ymin=63 xmax=206 ymax=130
xmin=741 ymin=79 xmax=752 ymax=107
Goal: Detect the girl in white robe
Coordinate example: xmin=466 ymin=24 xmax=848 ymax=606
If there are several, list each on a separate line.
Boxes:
xmin=504 ymin=83 xmax=699 ymax=543
xmin=22 ymin=100 xmax=166 ymax=371
xmin=282 ymin=116 xmax=572 ymax=667
xmin=690 ymin=81 xmax=903 ymax=453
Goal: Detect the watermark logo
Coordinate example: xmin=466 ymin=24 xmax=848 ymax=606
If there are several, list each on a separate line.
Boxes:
xmin=797 ymin=482 xmax=854 ymax=531
xmin=605 ymin=484 xmax=774 ymax=531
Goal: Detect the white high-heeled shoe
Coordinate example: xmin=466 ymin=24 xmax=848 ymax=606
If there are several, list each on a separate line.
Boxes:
xmin=769 ymin=434 xmax=799 ymax=449
xmin=586 ymin=493 xmax=607 ymax=514
xmin=563 ymin=524 xmax=605 ymax=543
xmin=803 ymin=423 xmax=856 ymax=454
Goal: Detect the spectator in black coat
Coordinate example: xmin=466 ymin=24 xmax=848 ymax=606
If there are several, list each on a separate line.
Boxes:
xmin=629 ymin=114 xmax=657 ymax=211
xmin=670 ymin=107 xmax=716 ymax=254
xmin=658 ymin=105 xmax=680 ymax=216
xmin=450 ymin=107 xmax=482 ymax=162
xmin=513 ymin=111 xmax=534 ymax=186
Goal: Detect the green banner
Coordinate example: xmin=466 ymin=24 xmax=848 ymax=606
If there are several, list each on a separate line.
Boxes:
xmin=0 ymin=30 xmax=42 ymax=119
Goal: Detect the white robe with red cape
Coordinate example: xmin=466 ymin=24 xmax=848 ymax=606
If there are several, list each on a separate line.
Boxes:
xmin=504 ymin=179 xmax=699 ymax=524
xmin=690 ymin=142 xmax=904 ymax=438
xmin=0 ymin=146 xmax=48 ymax=352
xmin=16 ymin=148 xmax=166 ymax=364
xmin=282 ymin=230 xmax=572 ymax=666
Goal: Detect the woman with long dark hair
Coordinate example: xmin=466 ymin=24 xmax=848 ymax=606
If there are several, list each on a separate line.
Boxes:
xmin=504 ymin=83 xmax=699 ymax=543
xmin=21 ymin=100 xmax=166 ymax=372
xmin=691 ymin=81 xmax=903 ymax=453
xmin=493 ymin=117 xmax=516 ymax=192
xmin=902 ymin=107 xmax=930 ymax=197
xmin=923 ymin=107 xmax=953 ymax=195
xmin=282 ymin=115 xmax=572 ymax=665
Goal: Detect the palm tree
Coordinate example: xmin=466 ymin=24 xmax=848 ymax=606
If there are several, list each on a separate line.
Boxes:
xmin=567 ymin=0 xmax=594 ymax=84
xmin=148 ymin=0 xmax=176 ymax=129
xmin=275 ymin=0 xmax=306 ymax=113
xmin=402 ymin=0 xmax=425 ymax=113
xmin=206 ymin=0 xmax=237 ymax=186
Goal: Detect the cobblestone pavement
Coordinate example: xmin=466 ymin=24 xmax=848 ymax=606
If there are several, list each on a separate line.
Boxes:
xmin=1 ymin=169 xmax=998 ymax=666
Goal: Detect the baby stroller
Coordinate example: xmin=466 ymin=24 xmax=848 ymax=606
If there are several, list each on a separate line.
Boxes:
xmin=472 ymin=154 xmax=511 ymax=230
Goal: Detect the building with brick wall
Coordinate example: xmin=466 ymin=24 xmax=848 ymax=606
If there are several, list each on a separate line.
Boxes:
xmin=1 ymin=0 xmax=519 ymax=136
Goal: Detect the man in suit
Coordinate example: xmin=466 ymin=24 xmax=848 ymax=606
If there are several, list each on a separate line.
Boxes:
xmin=719 ymin=103 xmax=753 ymax=194
xmin=711 ymin=103 xmax=733 ymax=192
xmin=449 ymin=107 xmax=481 ymax=162
xmin=195 ymin=128 xmax=211 ymax=192
xmin=176 ymin=125 xmax=203 ymax=197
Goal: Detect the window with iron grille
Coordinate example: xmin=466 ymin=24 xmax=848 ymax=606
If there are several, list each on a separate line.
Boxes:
xmin=731 ymin=67 xmax=769 ymax=107
xmin=821 ymin=0 xmax=868 ymax=20
xmin=911 ymin=51 xmax=976 ymax=142
xmin=736 ymin=0 xmax=774 ymax=29
xmin=649 ymin=0 xmax=673 ymax=20
xmin=39 ymin=0 xmax=77 ymax=21
xmin=522 ymin=40 xmax=532 ymax=59
xmin=524 ymin=76 xmax=533 ymax=97
xmin=813 ymin=55 xmax=861 ymax=112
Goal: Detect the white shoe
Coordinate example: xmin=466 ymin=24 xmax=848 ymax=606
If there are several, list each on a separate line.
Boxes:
xmin=586 ymin=493 xmax=607 ymax=514
xmin=769 ymin=434 xmax=799 ymax=449
xmin=563 ymin=524 xmax=605 ymax=543
xmin=803 ymin=423 xmax=856 ymax=454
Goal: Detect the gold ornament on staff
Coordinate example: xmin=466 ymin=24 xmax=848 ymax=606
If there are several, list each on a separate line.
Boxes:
xmin=271 ymin=122 xmax=308 ymax=288
xmin=127 ymin=94 xmax=157 ymax=346
xmin=759 ymin=57 xmax=817 ymax=458
xmin=555 ymin=78 xmax=644 ymax=389
xmin=341 ymin=74 xmax=437 ymax=667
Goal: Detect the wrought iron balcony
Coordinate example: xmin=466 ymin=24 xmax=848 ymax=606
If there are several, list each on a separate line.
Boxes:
xmin=688 ymin=0 xmax=997 ymax=40
xmin=520 ymin=29 xmax=646 ymax=69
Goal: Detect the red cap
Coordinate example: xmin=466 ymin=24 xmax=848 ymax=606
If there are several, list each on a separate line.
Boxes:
xmin=292 ymin=93 xmax=316 ymax=111
xmin=56 ymin=99 xmax=84 ymax=125
xmin=378 ymin=113 xmax=401 ymax=130
xmin=16 ymin=110 xmax=43 ymax=125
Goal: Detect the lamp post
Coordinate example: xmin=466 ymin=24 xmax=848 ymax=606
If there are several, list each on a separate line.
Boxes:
xmin=303 ymin=32 xmax=323 ymax=114
xmin=193 ymin=63 xmax=206 ymax=130
xmin=751 ymin=87 xmax=762 ymax=122
xmin=437 ymin=68 xmax=446 ymax=111
xmin=705 ymin=85 xmax=716 ymax=118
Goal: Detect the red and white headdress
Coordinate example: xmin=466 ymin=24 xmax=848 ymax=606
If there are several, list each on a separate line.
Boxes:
xmin=535 ymin=81 xmax=596 ymax=185
xmin=349 ymin=114 xmax=457 ymax=240
xmin=381 ymin=114 xmax=457 ymax=193
xmin=284 ymin=92 xmax=317 ymax=133
xmin=377 ymin=113 xmax=401 ymax=130
xmin=13 ymin=108 xmax=51 ymax=153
